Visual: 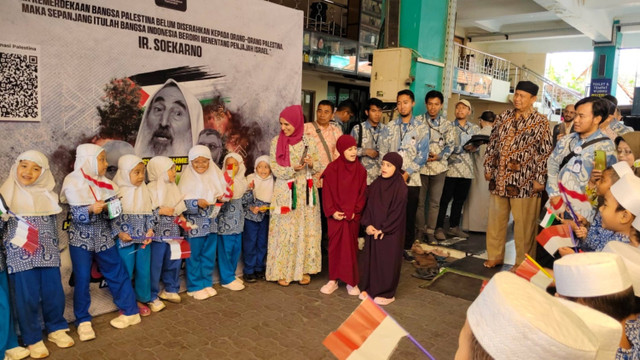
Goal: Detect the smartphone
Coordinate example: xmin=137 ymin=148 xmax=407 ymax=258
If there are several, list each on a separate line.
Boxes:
xmin=594 ymin=150 xmax=606 ymax=171
xmin=299 ymin=146 xmax=309 ymax=166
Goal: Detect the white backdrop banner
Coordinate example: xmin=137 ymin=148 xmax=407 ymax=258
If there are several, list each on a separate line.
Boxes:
xmin=0 ymin=0 xmax=302 ymax=321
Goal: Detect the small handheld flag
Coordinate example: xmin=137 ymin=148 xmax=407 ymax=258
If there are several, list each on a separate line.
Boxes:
xmin=174 ymin=216 xmax=198 ymax=232
xmin=167 ymin=239 xmax=191 ymax=260
xmin=10 ymin=220 xmax=39 ymax=254
xmin=539 ymin=207 xmax=556 ymax=228
xmin=515 ymin=254 xmax=554 ymax=290
xmin=536 ymin=224 xmax=574 ymax=255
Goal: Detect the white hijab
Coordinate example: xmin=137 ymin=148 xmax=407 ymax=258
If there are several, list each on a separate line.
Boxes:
xmin=222 ymin=152 xmax=248 ymax=200
xmin=178 ymin=145 xmax=225 ymax=203
xmin=113 ymin=154 xmax=152 ymax=215
xmin=60 ymin=144 xmax=118 ymax=206
xmin=134 ymin=79 xmax=204 ymax=158
xmin=246 ymin=155 xmax=273 ymax=203
xmin=147 ymin=156 xmax=187 ymax=215
xmin=0 ymin=150 xmax=62 ymax=216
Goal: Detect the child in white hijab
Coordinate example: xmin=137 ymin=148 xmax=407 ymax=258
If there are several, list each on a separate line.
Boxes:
xmin=241 ymin=155 xmax=273 ymax=283
xmin=217 ymin=153 xmax=248 ymax=291
xmin=0 ymin=150 xmax=71 ymax=358
xmin=60 ymin=144 xmax=141 ymax=339
xmin=113 ymin=155 xmax=154 ymax=316
xmin=147 ymin=156 xmax=186 ymax=310
xmin=178 ymin=145 xmax=224 ymax=300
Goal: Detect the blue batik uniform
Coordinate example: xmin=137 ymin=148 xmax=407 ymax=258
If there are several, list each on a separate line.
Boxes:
xmin=68 ymin=204 xmax=138 ymax=324
xmin=580 ymin=213 xmax=630 ymax=252
xmin=217 ymin=197 xmax=246 ymax=285
xmin=616 ymin=318 xmax=640 ymax=360
xmin=241 ymin=191 xmax=270 ymax=276
xmin=546 ymin=129 xmax=616 ymax=223
xmin=183 ymin=199 xmax=218 ymax=292
xmin=150 ymin=209 xmax=182 ymax=301
xmin=378 ymin=116 xmax=430 ymax=186
xmin=351 ymin=121 xmax=387 ymax=185
xmin=115 ymin=213 xmax=155 ymax=303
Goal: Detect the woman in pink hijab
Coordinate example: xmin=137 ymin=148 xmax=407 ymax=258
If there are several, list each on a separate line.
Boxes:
xmin=266 ymin=105 xmax=323 ymax=286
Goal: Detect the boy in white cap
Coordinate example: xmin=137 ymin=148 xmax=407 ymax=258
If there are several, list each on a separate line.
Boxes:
xmin=455 ymin=271 xmax=620 ymax=360
xmin=603 ymin=241 xmax=640 ymax=359
xmin=554 ymin=252 xmax=637 ymax=358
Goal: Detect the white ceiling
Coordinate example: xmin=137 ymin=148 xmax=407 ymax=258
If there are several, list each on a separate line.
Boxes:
xmin=456 ymin=0 xmax=640 ymax=53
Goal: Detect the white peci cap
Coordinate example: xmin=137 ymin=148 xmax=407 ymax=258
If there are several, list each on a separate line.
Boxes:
xmin=612 ymin=161 xmax=633 ymax=178
xmin=603 ymin=241 xmax=640 ymax=296
xmin=556 ymin=298 xmax=623 ymax=360
xmin=610 ymin=173 xmax=640 ymax=230
xmin=467 ymin=272 xmax=599 ymax=360
xmin=554 ymin=252 xmax=633 ymax=297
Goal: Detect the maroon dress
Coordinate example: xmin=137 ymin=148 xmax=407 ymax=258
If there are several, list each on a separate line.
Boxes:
xmin=359 ymin=152 xmax=407 ymax=298
xmin=321 ymin=135 xmax=367 ymax=286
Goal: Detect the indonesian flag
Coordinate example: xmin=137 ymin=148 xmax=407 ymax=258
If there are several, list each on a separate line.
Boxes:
xmin=167 ymin=239 xmax=191 ymax=260
xmin=80 ymin=169 xmax=114 ymax=190
xmin=515 ymin=257 xmax=553 ymax=290
xmin=539 ymin=207 xmax=557 ymax=228
xmin=550 ymin=197 xmax=565 ymax=214
xmin=323 ymin=297 xmax=408 ymax=360
xmin=558 ymin=182 xmax=589 ymax=202
xmin=222 ymin=163 xmax=235 ymax=201
xmin=269 ymin=206 xmax=291 ymax=215
xmin=174 ymin=216 xmax=198 ymax=232
xmin=11 ymin=220 xmax=39 ymax=254
xmin=536 ymin=224 xmax=574 ymax=255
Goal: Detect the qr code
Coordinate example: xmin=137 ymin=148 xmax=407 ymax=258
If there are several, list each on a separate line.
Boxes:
xmin=0 ymin=52 xmax=40 ymax=121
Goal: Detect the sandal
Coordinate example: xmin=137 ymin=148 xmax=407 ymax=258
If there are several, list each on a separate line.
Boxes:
xmin=277 ymin=279 xmax=290 ymax=287
xmin=483 ymin=259 xmax=503 ymax=268
xmin=298 ymin=274 xmax=311 ymax=285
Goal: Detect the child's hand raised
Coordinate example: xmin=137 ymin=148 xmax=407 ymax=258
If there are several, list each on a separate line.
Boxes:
xmin=118 ymin=232 xmax=133 ymax=242
xmin=90 ymin=201 xmax=106 ymax=214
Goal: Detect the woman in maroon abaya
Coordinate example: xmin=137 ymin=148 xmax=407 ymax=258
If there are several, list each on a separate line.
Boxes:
xmin=320 ymin=135 xmax=368 ymax=296
xmin=359 ymin=152 xmax=407 ymax=305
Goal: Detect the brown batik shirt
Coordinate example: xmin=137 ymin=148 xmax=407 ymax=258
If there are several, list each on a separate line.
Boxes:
xmin=484 ymin=107 xmax=553 ymax=198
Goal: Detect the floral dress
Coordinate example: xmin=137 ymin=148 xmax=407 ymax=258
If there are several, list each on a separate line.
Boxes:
xmin=266 ymin=135 xmax=323 ymax=282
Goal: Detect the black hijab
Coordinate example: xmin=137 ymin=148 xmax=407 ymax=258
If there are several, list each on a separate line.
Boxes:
xmin=361 ymin=152 xmax=408 ymax=234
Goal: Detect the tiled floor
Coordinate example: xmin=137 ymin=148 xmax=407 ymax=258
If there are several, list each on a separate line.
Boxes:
xmin=43 ymin=260 xmax=470 ymax=360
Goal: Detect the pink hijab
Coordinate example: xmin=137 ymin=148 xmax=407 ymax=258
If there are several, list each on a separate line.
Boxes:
xmin=276 ymin=105 xmax=305 ymax=167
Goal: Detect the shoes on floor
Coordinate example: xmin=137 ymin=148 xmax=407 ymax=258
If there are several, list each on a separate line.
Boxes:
xmin=137 ymin=302 xmax=151 ymax=317
xmin=5 ymin=346 xmax=30 ymax=360
xmin=373 ymin=297 xmax=395 ymax=306
xmin=358 ymin=292 xmax=367 ymax=301
xmin=158 ymin=290 xmax=182 ymax=303
xmin=403 ymin=250 xmax=415 ymax=261
xmin=277 ymin=279 xmax=290 ymax=287
xmin=148 ymin=299 xmax=166 ymax=312
xmin=77 ymin=322 xmax=96 ymax=342
xmin=346 ymin=284 xmax=360 ymax=296
xmin=411 ymin=267 xmax=440 ymax=281
xmin=255 ymin=271 xmax=266 ymax=280
xmin=320 ymin=280 xmax=338 ymax=295
xmin=243 ymin=273 xmax=257 ymax=283
xmin=27 ymin=341 xmax=49 ymax=359
xmin=298 ymin=274 xmax=311 ymax=285
xmin=236 ymin=276 xmax=244 ymax=284
xmin=192 ymin=289 xmax=211 ymax=300
xmin=434 ymin=228 xmax=446 ymax=241
xmin=47 ymin=329 xmax=74 ymax=348
xmin=221 ymin=279 xmax=245 ymax=291
xmin=447 ymin=227 xmax=469 ymax=238
xmin=204 ymin=287 xmax=218 ymax=297
xmin=110 ymin=314 xmax=141 ymax=329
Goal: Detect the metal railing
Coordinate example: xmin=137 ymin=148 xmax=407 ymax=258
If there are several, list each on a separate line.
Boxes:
xmin=453 ymin=43 xmax=511 ymax=82
xmin=265 ymin=0 xmax=348 ymax=37
xmin=509 ymin=63 xmax=583 ymax=119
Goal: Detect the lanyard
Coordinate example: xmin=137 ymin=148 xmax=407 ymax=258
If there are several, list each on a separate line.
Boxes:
xmin=368 ymin=125 xmax=379 ymax=147
xmin=399 ymin=121 xmax=411 ymax=144
xmin=427 ymin=117 xmax=442 ymax=140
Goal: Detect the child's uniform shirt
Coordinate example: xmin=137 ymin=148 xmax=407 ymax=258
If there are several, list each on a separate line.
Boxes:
xmin=114 ymin=214 xmax=155 ymax=248
xmin=183 ymin=200 xmax=214 ymax=237
xmin=616 ymin=318 xmax=639 ymax=360
xmin=242 ymin=191 xmax=270 ymax=223
xmin=152 ymin=209 xmax=181 ymax=240
xmin=218 ymin=198 xmax=246 ymax=235
xmin=580 ymin=212 xmax=631 ymax=252
xmin=68 ymin=204 xmax=120 ymax=252
xmin=2 ymin=215 xmax=60 ymax=274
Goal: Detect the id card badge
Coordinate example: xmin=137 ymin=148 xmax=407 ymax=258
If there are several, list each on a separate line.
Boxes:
xmin=107 ymin=199 xmax=122 ymax=219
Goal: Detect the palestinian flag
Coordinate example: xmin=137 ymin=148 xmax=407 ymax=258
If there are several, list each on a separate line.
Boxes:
xmin=515 ymin=257 xmax=553 ymax=290
xmin=536 ymin=224 xmax=574 ymax=255
xmin=10 ymin=220 xmax=39 ymax=254
xmin=539 ymin=208 xmax=556 ymax=228
xmin=0 ymin=194 xmax=8 ymax=215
